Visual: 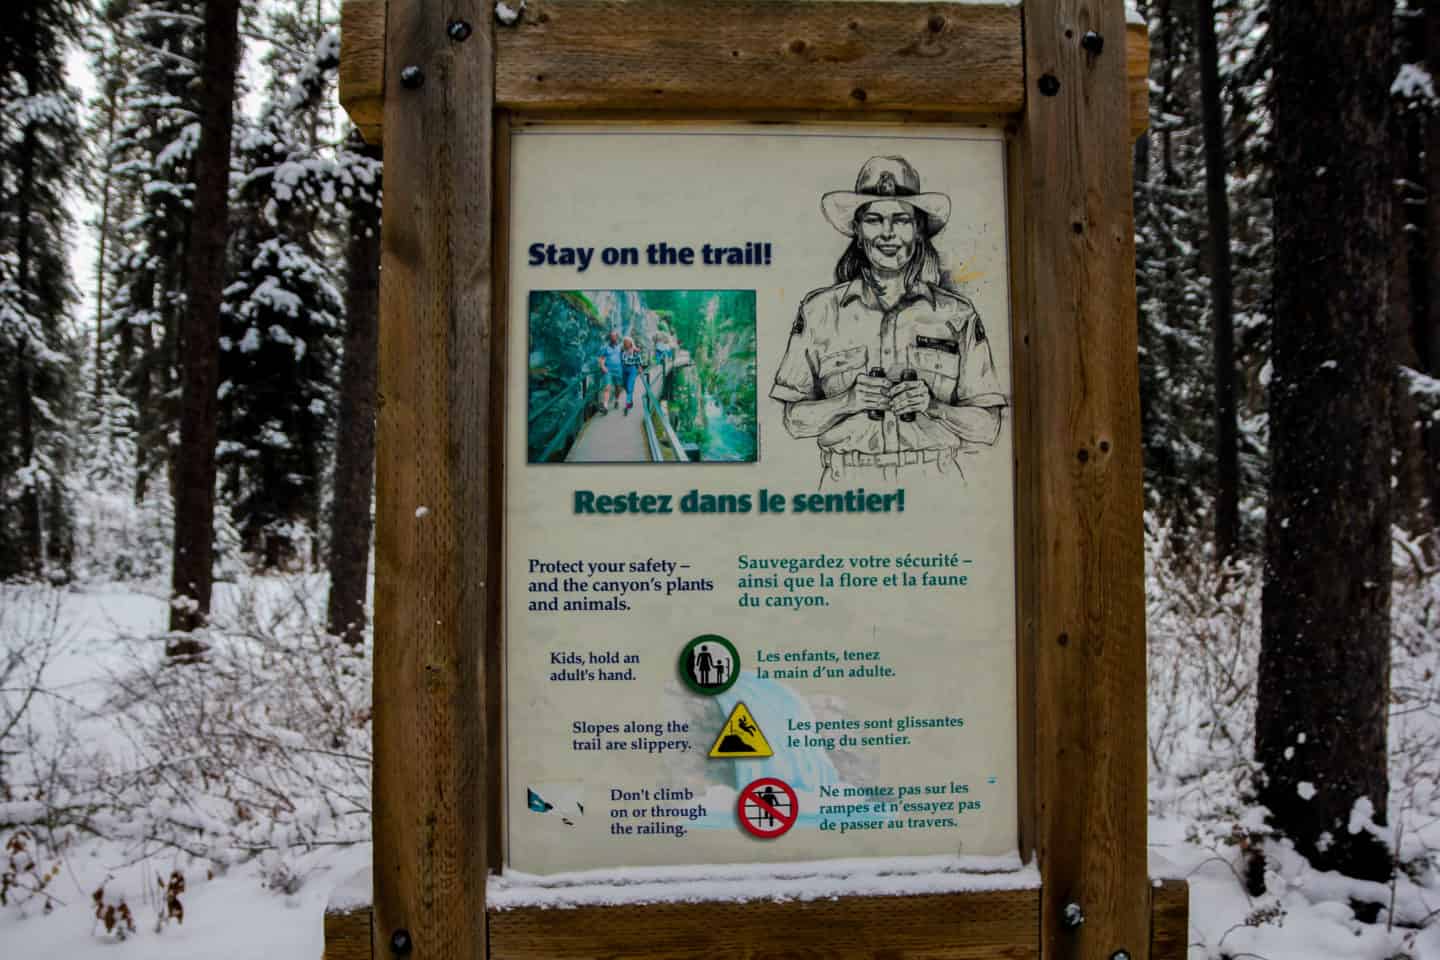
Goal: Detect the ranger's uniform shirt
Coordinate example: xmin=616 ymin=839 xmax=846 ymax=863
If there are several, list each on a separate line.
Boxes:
xmin=770 ymin=278 xmax=1006 ymax=455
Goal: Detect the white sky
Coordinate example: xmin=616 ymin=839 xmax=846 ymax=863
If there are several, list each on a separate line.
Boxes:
xmin=60 ymin=22 xmax=271 ymax=348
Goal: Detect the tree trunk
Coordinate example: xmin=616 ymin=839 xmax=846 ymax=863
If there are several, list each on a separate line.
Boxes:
xmin=132 ymin=276 xmax=155 ymax=504
xmin=94 ymin=75 xmax=121 ymax=407
xmin=1157 ymin=0 xmax=1185 ymax=466
xmin=169 ymin=0 xmax=241 ymax=639
xmin=326 ymin=137 xmax=382 ymax=646
xmin=1257 ymin=0 xmax=1394 ymax=887
xmin=1389 ymin=72 xmax=1430 ymax=536
xmin=1424 ymin=0 xmax=1440 ymax=519
xmin=15 ymin=125 xmax=43 ymax=574
xmin=1195 ymin=0 xmax=1238 ymax=561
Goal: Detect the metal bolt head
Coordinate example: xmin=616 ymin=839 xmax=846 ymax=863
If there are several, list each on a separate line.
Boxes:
xmin=1081 ymin=30 xmax=1105 ymax=54
xmin=447 ymin=19 xmax=473 ymax=42
xmin=1062 ymin=901 xmax=1085 ymax=928
xmin=399 ymin=65 xmax=424 ymax=89
xmin=1111 ymin=952 xmax=1131 ymax=960
xmin=390 ymin=929 xmax=413 ymax=955
xmin=1038 ymin=73 xmax=1061 ymax=96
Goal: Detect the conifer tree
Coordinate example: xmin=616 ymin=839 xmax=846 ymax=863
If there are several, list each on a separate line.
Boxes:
xmin=169 ymin=0 xmax=241 ymax=634
xmin=1135 ymin=0 xmax=1215 ymax=533
xmin=327 ymin=127 xmax=382 ymax=645
xmin=1196 ymin=0 xmax=1240 ymax=561
xmin=0 ymin=0 xmax=84 ymax=579
xmin=102 ymin=0 xmax=206 ymax=507
xmin=219 ymin=10 xmax=344 ymax=568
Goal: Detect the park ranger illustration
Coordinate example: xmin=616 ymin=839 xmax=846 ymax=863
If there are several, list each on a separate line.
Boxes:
xmin=770 ymin=156 xmax=1008 ymax=485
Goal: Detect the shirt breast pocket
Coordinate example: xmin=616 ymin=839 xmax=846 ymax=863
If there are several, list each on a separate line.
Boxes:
xmin=817 ymin=345 xmax=869 ymax=398
xmin=912 ymin=341 xmax=960 ymax=402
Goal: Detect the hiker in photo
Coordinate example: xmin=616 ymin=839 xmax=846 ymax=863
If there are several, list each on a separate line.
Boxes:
xmin=621 ymin=335 xmax=645 ymax=415
xmin=526 ymin=290 xmax=757 ymax=463
xmin=770 ymin=156 xmax=1008 ymax=485
xmin=597 ymin=329 xmax=623 ymax=413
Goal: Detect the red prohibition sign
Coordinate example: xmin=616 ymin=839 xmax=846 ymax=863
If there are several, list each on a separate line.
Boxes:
xmin=737 ymin=777 xmax=798 ymax=839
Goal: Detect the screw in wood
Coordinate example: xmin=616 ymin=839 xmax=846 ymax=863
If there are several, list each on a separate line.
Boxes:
xmin=1111 ymin=952 xmax=1131 ymax=960
xmin=1081 ymin=30 xmax=1105 ymax=55
xmin=1038 ymin=73 xmax=1060 ymax=96
xmin=1062 ymin=901 xmax=1085 ymax=928
xmin=447 ymin=19 xmax=473 ymax=42
xmin=390 ymin=929 xmax=413 ymax=955
xmin=399 ymin=65 xmax=424 ymax=89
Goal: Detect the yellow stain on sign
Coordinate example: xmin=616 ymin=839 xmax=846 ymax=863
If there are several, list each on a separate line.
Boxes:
xmin=708 ymin=702 xmax=774 ymax=758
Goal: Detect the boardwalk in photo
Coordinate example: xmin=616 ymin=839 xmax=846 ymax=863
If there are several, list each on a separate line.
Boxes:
xmin=565 ymin=396 xmax=651 ymax=462
xmin=563 ymin=356 xmax=691 ymax=463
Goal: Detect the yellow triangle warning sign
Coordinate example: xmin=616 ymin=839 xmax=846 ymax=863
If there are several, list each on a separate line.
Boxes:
xmin=708 ymin=702 xmax=774 ymax=758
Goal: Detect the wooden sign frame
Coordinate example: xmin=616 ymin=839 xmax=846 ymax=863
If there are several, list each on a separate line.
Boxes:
xmin=334 ymin=2 xmax=1185 ymax=959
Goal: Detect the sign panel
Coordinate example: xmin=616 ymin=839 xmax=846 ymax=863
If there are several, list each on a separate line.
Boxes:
xmin=505 ymin=125 xmax=1017 ymax=873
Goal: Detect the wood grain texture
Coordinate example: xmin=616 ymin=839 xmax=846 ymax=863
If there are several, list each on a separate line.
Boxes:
xmin=324 ymin=907 xmax=373 ymax=960
xmin=487 ymin=109 xmax=512 ymax=873
xmin=1149 ymin=879 xmax=1190 ymax=960
xmin=1014 ymin=0 xmax=1151 ymax=958
xmin=1126 ymin=20 xmax=1149 ymax=139
xmin=1005 ymin=131 xmax=1038 ymax=867
xmin=495 ymin=1 xmax=1022 ymax=113
xmin=340 ymin=0 xmax=385 ymax=143
xmin=489 ymin=889 xmax=1040 ymax=960
xmin=323 ymin=881 xmax=1188 ymax=958
xmin=338 ymin=2 xmax=1152 ymax=142
xmin=372 ymin=0 xmax=493 ymax=958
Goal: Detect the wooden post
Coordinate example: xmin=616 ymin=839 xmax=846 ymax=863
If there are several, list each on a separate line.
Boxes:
xmin=372 ymin=1 xmax=493 ymax=959
xmin=339 ymin=2 xmax=1166 ymax=959
xmin=1015 ymin=1 xmax=1150 ymax=959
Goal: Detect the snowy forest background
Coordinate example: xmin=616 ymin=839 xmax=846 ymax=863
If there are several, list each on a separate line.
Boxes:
xmin=2 ymin=0 xmax=1440 ymax=957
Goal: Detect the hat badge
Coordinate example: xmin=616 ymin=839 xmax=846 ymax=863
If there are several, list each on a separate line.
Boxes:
xmin=820 ymin=155 xmax=953 ymax=237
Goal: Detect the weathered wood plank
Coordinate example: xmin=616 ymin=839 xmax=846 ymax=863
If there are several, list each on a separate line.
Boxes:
xmin=1014 ymin=0 xmax=1151 ymax=958
xmin=1149 ymin=879 xmax=1191 ymax=960
xmin=323 ymin=907 xmax=373 ymax=960
xmin=496 ymin=1 xmax=1023 ymax=114
xmin=489 ymin=889 xmax=1040 ymax=960
xmin=340 ymin=0 xmax=385 ymax=143
xmin=338 ymin=1 xmax=1152 ymax=143
xmin=1127 ymin=20 xmax=1150 ymax=139
xmin=487 ymin=109 xmax=512 ymax=874
xmin=323 ymin=880 xmax=1189 ymax=959
xmin=1005 ymin=130 xmax=1038 ymax=867
xmin=372 ymin=1 xmax=493 ymax=959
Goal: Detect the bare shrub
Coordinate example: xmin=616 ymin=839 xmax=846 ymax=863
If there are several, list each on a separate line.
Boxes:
xmin=1 ymin=828 xmax=61 ymax=912
xmin=105 ymin=575 xmax=371 ymax=877
xmin=1145 ymin=518 xmax=1262 ymax=823
xmin=0 ymin=586 xmax=65 ymax=801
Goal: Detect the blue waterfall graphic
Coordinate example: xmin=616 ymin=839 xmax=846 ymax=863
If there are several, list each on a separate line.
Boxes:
xmin=715 ymin=673 xmax=836 ymax=792
xmin=697 ymin=671 xmax=885 ymax=830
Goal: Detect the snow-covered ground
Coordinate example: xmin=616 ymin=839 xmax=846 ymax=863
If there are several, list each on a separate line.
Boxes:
xmin=3 ymin=557 xmax=1439 ymax=958
xmin=0 ymin=578 xmax=370 ymax=956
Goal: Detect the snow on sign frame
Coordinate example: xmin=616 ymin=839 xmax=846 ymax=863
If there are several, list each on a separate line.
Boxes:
xmin=337 ymin=1 xmax=1176 ymax=959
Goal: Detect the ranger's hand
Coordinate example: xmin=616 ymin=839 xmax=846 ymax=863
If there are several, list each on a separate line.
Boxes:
xmin=849 ymin=373 xmax=891 ymax=415
xmin=888 ymin=379 xmax=932 ymax=418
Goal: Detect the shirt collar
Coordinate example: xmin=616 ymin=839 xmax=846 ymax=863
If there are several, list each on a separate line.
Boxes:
xmin=839 ymin=275 xmax=936 ymax=311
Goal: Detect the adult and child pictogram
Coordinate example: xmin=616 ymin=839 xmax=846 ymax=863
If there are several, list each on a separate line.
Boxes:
xmin=678 ymin=634 xmax=740 ymax=695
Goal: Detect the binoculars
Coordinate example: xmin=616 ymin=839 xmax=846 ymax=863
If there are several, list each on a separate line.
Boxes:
xmin=867 ymin=368 xmax=921 ymax=423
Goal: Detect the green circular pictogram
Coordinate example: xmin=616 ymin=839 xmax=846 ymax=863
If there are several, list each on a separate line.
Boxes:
xmin=678 ymin=634 xmax=740 ymax=695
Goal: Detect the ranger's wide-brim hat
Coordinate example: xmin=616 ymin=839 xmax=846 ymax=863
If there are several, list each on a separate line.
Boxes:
xmin=821 ymin=156 xmax=951 ymax=236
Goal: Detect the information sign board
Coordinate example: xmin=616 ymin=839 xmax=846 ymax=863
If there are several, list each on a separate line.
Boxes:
xmin=505 ymin=125 xmax=1017 ymax=873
